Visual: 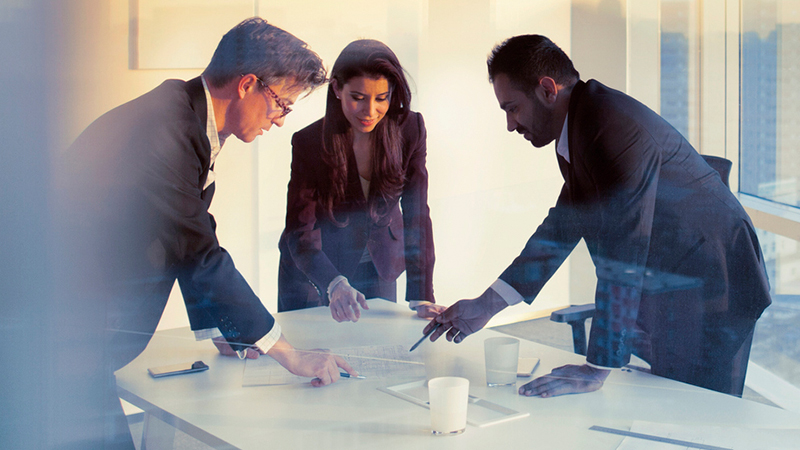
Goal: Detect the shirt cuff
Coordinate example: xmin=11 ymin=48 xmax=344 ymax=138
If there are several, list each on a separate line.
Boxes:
xmin=249 ymin=322 xmax=282 ymax=355
xmin=194 ymin=327 xmax=223 ymax=341
xmin=408 ymin=300 xmax=429 ymax=310
xmin=195 ymin=323 xmax=282 ymax=359
xmin=490 ymin=279 xmax=525 ymax=306
xmin=327 ymin=275 xmax=348 ymax=299
xmin=586 ymin=360 xmax=616 ymax=371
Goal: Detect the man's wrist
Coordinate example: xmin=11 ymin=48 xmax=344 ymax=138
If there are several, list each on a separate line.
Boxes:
xmin=585 ymin=360 xmax=615 ymax=371
xmin=247 ymin=322 xmax=282 ymax=356
xmin=489 ymin=279 xmax=525 ymax=306
xmin=482 ymin=287 xmax=509 ymax=316
xmin=585 ymin=364 xmax=612 ymax=381
xmin=265 ymin=334 xmax=296 ymax=370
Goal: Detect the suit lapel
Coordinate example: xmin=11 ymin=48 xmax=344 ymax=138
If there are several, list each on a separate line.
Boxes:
xmin=560 ymin=80 xmax=588 ymax=202
xmin=556 ymin=152 xmax=571 ymax=184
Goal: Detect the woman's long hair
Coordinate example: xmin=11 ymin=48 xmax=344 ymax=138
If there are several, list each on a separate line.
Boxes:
xmin=321 ymin=39 xmax=412 ymax=225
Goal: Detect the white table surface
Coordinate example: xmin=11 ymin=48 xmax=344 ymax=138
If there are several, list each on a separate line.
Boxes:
xmin=116 ymin=299 xmax=800 ymax=449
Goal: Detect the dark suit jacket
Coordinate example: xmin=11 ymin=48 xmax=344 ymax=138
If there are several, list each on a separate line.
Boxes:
xmin=57 ymin=77 xmax=274 ymax=369
xmin=499 ymin=80 xmax=770 ymax=378
xmin=278 ymin=112 xmax=435 ymax=310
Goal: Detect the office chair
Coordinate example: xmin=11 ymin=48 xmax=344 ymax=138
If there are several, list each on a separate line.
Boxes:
xmin=550 ymin=154 xmax=732 ymax=356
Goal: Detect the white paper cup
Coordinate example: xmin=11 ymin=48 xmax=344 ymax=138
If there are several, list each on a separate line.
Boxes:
xmin=428 ymin=376 xmax=469 ymax=435
xmin=484 ymin=337 xmax=520 ymax=387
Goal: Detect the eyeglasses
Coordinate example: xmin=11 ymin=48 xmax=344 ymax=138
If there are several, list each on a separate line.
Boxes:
xmin=256 ymin=77 xmax=292 ymax=118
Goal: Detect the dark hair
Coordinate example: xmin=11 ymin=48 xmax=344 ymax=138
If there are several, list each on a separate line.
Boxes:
xmin=487 ymin=35 xmax=579 ymax=92
xmin=203 ymin=17 xmax=326 ymax=93
xmin=321 ymin=39 xmax=411 ymax=225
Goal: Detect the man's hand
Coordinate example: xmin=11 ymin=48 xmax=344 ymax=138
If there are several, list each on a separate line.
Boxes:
xmin=267 ymin=335 xmax=358 ymax=386
xmin=414 ymin=302 xmax=447 ymax=319
xmin=329 ymin=278 xmax=369 ymax=322
xmin=518 ymin=364 xmax=610 ymax=398
xmin=212 ymin=337 xmax=259 ymax=359
xmin=423 ymin=288 xmax=508 ymax=344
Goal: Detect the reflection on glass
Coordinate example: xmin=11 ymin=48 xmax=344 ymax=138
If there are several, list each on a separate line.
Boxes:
xmin=660 ymin=0 xmax=699 ymax=148
xmin=751 ymin=228 xmax=800 ymax=389
xmin=741 ymin=0 xmax=800 ymax=207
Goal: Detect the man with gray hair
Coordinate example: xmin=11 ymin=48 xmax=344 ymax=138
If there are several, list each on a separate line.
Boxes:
xmin=54 ymin=18 xmax=355 ymax=449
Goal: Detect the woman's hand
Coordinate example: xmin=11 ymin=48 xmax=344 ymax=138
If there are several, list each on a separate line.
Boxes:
xmin=329 ymin=278 xmax=369 ymax=322
xmin=413 ymin=302 xmax=447 ymax=319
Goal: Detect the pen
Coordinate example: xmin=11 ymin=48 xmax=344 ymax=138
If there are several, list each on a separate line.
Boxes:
xmin=340 ymin=372 xmax=366 ymax=379
xmin=409 ymin=322 xmax=441 ymax=352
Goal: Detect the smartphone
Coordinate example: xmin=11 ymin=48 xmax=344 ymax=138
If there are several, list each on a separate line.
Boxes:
xmin=148 ymin=360 xmax=209 ymax=378
xmin=517 ymin=357 xmax=540 ymax=377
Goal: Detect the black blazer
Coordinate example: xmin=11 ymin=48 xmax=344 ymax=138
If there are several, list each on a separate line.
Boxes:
xmin=278 ymin=112 xmax=435 ymax=310
xmin=498 ymin=80 xmax=771 ymax=370
xmin=57 ymin=77 xmax=274 ymax=368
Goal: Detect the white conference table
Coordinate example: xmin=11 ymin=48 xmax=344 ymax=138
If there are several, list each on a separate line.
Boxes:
xmin=116 ymin=300 xmax=800 ymax=449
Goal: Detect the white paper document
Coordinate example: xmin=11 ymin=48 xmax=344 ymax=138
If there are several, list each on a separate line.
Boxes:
xmin=378 ymin=379 xmax=530 ymax=427
xmin=242 ymin=344 xmax=425 ymax=386
xmin=611 ymin=421 xmax=800 ymax=450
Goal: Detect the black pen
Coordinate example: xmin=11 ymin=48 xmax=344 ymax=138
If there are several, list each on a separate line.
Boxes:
xmin=409 ymin=322 xmax=441 ymax=352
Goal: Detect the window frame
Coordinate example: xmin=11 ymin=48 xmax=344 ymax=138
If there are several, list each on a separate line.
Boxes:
xmin=725 ymin=0 xmax=800 ymax=409
xmin=730 ymin=0 xmax=800 ymax=240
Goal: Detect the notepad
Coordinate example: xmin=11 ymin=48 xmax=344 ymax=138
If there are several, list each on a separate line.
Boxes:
xmin=379 ymin=379 xmax=529 ymax=427
xmin=242 ymin=344 xmax=425 ymax=386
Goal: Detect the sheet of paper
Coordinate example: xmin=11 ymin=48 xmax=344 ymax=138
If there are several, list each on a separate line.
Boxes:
xmin=378 ymin=379 xmax=530 ymax=427
xmin=613 ymin=421 xmax=800 ymax=450
xmin=242 ymin=344 xmax=425 ymax=386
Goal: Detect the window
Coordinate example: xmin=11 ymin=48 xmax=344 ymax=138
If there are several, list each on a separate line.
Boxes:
xmin=737 ymin=0 xmax=800 ymax=403
xmin=659 ymin=0 xmax=800 ymax=403
xmin=660 ymin=0 xmax=700 ymax=148
xmin=740 ymin=0 xmax=800 ymax=207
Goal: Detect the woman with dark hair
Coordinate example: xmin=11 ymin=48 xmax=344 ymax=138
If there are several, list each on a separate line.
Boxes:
xmin=278 ymin=39 xmax=443 ymax=322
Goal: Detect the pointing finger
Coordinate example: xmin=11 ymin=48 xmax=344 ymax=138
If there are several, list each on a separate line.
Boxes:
xmin=357 ymin=292 xmax=368 ymax=310
xmin=334 ymin=355 xmax=358 ymax=377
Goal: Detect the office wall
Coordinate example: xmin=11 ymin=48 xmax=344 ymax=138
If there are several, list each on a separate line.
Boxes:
xmin=253 ymin=0 xmax=574 ymax=327
xmin=51 ymin=0 xmax=661 ymax=331
xmin=51 ymin=1 xmax=221 ymax=330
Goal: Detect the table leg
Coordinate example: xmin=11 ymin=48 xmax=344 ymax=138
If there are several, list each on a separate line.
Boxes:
xmin=141 ymin=411 xmax=176 ymax=450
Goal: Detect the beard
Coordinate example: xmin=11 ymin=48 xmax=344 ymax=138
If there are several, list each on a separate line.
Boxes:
xmin=517 ymin=95 xmax=556 ymax=148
